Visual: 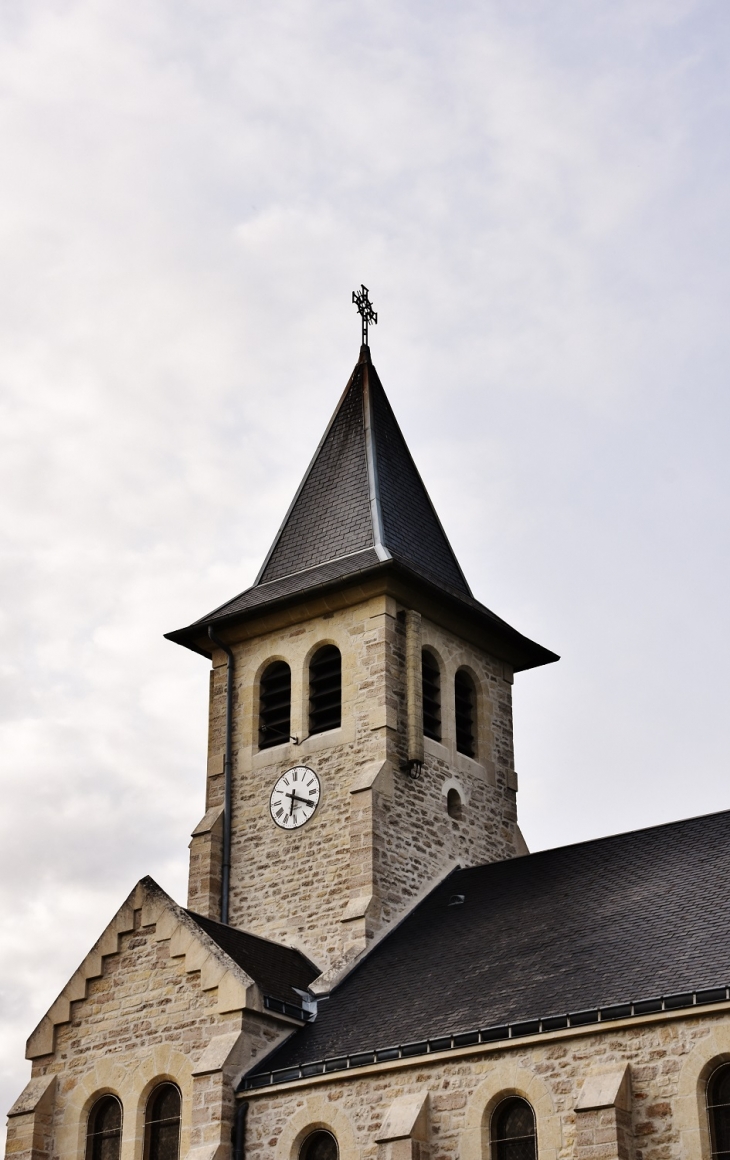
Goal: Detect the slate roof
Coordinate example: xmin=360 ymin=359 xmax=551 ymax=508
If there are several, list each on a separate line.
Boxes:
xmin=166 ymin=346 xmax=558 ymax=672
xmin=187 ymin=911 xmax=319 ymax=1005
xmin=256 ymin=346 xmax=469 ymax=593
xmin=248 ymin=809 xmax=730 ymax=1075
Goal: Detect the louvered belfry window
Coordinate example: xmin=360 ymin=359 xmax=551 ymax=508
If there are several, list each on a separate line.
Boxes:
xmin=454 ymin=669 xmax=476 ymax=757
xmin=422 ymin=649 xmax=441 ymax=741
xmin=309 ymin=645 xmax=342 ymax=735
xmin=491 ymin=1098 xmax=537 ymax=1160
xmin=708 ymin=1063 xmax=730 ymax=1160
xmin=259 ymin=661 xmax=291 ymax=749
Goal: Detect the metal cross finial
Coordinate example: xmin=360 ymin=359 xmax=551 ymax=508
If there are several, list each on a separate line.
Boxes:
xmin=352 ymin=284 xmax=377 ymax=346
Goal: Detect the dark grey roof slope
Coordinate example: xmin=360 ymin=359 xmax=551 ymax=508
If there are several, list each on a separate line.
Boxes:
xmin=187 ymin=911 xmax=319 ymax=1005
xmin=251 ymin=809 xmax=730 ymax=1072
xmin=258 ymin=368 xmax=374 ymax=583
xmin=256 ymin=345 xmax=469 ymax=593
xmin=369 ymin=360 xmax=467 ymax=592
xmin=166 ymin=346 xmax=558 ymax=672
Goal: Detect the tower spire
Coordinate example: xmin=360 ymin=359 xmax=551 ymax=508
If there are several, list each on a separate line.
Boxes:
xmin=166 ymin=343 xmax=558 ymax=675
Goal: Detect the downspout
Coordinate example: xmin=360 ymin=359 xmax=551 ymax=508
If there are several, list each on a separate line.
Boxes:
xmin=208 ymin=625 xmax=234 ymax=925
xmin=233 ymin=1100 xmax=249 ymax=1160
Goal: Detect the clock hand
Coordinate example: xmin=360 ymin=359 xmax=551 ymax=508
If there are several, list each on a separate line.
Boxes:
xmin=285 ymin=791 xmax=316 ymax=809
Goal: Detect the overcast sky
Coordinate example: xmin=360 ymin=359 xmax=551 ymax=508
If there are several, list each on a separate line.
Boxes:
xmin=2 ymin=0 xmax=730 ymax=1130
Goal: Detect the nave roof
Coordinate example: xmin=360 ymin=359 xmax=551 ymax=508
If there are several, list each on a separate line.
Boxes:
xmin=247 ymin=808 xmax=730 ymax=1081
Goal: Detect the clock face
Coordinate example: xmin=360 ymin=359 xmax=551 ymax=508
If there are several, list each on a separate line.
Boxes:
xmin=270 ymin=766 xmax=321 ymax=830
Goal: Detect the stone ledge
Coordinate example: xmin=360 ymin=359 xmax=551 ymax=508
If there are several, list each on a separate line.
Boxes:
xmin=7 ymin=1075 xmax=56 ymax=1118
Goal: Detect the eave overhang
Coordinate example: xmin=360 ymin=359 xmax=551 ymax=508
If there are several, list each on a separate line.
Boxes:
xmin=164 ymin=557 xmax=558 ymax=673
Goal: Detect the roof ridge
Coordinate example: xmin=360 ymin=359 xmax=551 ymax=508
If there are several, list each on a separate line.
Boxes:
xmin=499 ymin=805 xmax=730 ymax=864
xmin=367 ymin=362 xmax=471 ymax=595
xmin=362 ymin=358 xmax=390 ymax=563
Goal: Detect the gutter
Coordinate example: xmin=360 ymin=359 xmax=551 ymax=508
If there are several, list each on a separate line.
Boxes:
xmin=208 ymin=626 xmax=234 ymax=925
xmin=241 ymin=982 xmax=730 ymax=1091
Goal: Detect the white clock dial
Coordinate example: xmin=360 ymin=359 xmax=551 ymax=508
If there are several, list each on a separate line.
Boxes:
xmin=269 ymin=766 xmax=321 ymax=830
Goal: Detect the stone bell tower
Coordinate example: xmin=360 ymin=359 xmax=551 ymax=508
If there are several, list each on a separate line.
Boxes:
xmin=166 ymin=341 xmax=557 ymax=979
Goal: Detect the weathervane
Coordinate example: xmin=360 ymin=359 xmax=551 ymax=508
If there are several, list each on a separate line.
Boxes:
xmin=352 ymin=284 xmax=377 ymax=346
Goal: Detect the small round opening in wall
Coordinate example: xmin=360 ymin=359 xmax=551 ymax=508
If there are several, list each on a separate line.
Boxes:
xmin=300 ymin=1131 xmax=338 ymax=1160
xmin=447 ymin=788 xmax=463 ymax=820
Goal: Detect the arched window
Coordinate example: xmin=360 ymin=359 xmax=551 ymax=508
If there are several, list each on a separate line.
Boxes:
xmin=422 ymin=650 xmax=441 ymax=741
xmin=708 ymin=1063 xmax=730 ymax=1160
xmin=300 ymin=1131 xmax=338 ymax=1160
xmin=491 ymin=1097 xmax=537 ymax=1160
xmin=259 ymin=661 xmax=291 ymax=749
xmin=86 ymin=1095 xmax=122 ymax=1160
xmin=144 ymin=1083 xmax=181 ymax=1160
xmin=309 ymin=646 xmax=342 ymax=735
xmin=447 ymin=787 xmax=463 ymax=820
xmin=455 ymin=669 xmax=476 ymax=757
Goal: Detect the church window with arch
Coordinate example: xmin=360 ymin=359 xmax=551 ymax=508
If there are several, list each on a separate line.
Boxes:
xmin=490 ymin=1097 xmax=537 ymax=1160
xmin=144 ymin=1083 xmax=181 ymax=1160
xmin=708 ymin=1062 xmax=730 ymax=1160
xmin=455 ymin=668 xmax=477 ymax=757
xmin=309 ymin=645 xmax=342 ymax=734
xmin=259 ymin=660 xmax=292 ymax=748
xmin=422 ymin=648 xmax=441 ymax=741
xmin=299 ymin=1130 xmax=339 ymax=1160
xmin=86 ymin=1095 xmax=122 ymax=1160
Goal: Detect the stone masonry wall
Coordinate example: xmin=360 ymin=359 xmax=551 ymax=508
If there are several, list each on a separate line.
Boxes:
xmin=373 ymin=612 xmax=521 ymax=932
xmin=244 ymin=1008 xmax=730 ymax=1160
xmin=195 ymin=593 xmax=523 ymax=976
xmin=205 ymin=596 xmax=390 ymax=971
xmin=9 ymin=912 xmax=285 ymax=1160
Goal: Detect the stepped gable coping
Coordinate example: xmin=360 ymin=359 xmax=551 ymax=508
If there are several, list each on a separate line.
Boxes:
xmin=25 ymin=876 xmax=295 ymax=1060
xmin=245 ymin=809 xmax=730 ymax=1081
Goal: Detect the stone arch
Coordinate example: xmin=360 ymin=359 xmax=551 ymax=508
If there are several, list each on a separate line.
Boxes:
xmin=675 ymin=1021 xmax=730 ymax=1160
xmin=441 ymin=779 xmax=468 ymax=825
xmin=441 ymin=776 xmax=469 ymax=807
xmin=421 ymin=642 xmax=445 ymax=670
xmin=76 ymin=1085 xmax=125 ymax=1160
xmin=252 ymin=651 xmax=293 ymax=688
xmin=461 ymin=1061 xmax=560 ymax=1160
xmin=56 ymin=1046 xmax=193 ymax=1160
xmin=302 ymin=635 xmax=346 ymax=671
xmin=275 ymin=1095 xmax=359 ymax=1160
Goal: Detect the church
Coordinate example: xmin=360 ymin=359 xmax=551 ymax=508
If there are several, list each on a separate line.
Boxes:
xmin=6 ymin=293 xmax=730 ymax=1160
